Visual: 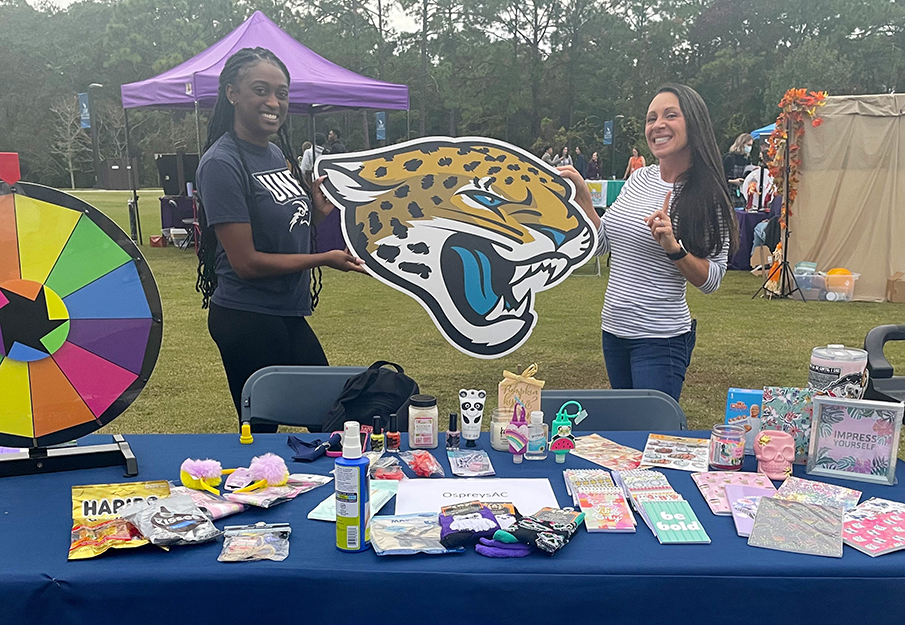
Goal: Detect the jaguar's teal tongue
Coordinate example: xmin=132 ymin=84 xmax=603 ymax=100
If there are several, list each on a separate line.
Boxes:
xmin=451 ymin=246 xmax=499 ymax=316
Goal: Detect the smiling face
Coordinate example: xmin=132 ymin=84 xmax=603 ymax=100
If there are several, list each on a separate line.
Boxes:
xmin=316 ymin=137 xmax=597 ymax=358
xmin=645 ymin=91 xmax=689 ymax=162
xmin=226 ymin=60 xmax=288 ymax=145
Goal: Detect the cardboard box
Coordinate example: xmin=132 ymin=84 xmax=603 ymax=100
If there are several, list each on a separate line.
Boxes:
xmin=725 ymin=388 xmax=764 ymax=455
xmin=149 ymin=235 xmax=168 ymax=248
xmin=887 ymin=272 xmax=905 ymax=303
xmin=750 ymin=246 xmax=773 ymax=276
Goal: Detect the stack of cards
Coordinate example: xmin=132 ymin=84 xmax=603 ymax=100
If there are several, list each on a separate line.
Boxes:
xmin=563 ymin=469 xmax=616 ymax=505
xmin=576 ymin=489 xmax=636 ymax=533
xmin=570 ymin=434 xmax=643 ymax=471
xmin=843 ymin=498 xmax=905 ymax=557
xmin=774 ymin=476 xmax=862 ymax=511
xmin=614 ymin=469 xmax=710 ymax=544
xmin=640 ymin=434 xmax=709 ymax=472
xmin=691 ymin=471 xmax=776 ymax=516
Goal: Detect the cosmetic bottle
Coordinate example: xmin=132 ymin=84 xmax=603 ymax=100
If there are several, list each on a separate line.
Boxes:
xmin=505 ymin=404 xmax=529 ymax=464
xmin=335 ymin=421 xmax=371 ymax=552
xmin=370 ymin=416 xmax=385 ymax=453
xmin=408 ymin=394 xmax=439 ymax=449
xmin=459 ymin=389 xmax=486 ymax=448
xmin=525 ymin=411 xmax=548 ymax=460
xmin=446 ymin=412 xmax=460 ymax=450
xmin=386 ymin=414 xmax=401 ymax=453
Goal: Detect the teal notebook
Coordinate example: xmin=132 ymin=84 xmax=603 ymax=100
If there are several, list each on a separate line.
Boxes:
xmin=641 ymin=500 xmax=711 ymax=544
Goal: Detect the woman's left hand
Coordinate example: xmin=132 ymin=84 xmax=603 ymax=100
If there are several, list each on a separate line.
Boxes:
xmin=643 ymin=191 xmax=682 ymax=254
xmin=311 ymin=175 xmax=336 ymax=216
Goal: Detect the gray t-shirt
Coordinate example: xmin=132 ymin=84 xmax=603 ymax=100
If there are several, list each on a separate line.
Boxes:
xmin=197 ymin=133 xmax=313 ymax=316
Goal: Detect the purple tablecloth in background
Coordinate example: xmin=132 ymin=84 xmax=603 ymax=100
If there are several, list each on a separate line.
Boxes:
xmin=314 ymin=208 xmax=346 ymax=252
xmin=729 ymin=209 xmax=770 ymax=270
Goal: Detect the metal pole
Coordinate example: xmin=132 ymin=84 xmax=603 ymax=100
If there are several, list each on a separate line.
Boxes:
xmin=123 ymin=107 xmax=141 ymax=245
xmin=194 ymin=100 xmax=203 ymax=154
xmin=88 ymin=84 xmax=102 ymax=188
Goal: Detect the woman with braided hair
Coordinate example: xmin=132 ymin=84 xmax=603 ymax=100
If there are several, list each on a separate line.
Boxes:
xmin=196 ymin=47 xmax=364 ymax=432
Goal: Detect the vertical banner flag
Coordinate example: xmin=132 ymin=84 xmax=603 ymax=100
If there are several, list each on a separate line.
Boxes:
xmin=603 ymin=120 xmax=613 ymax=146
xmin=78 ymin=93 xmax=91 ymax=129
xmin=376 ymin=112 xmax=387 ymax=141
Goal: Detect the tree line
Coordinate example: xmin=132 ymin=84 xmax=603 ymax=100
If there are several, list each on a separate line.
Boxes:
xmin=1 ymin=0 xmax=903 ymax=188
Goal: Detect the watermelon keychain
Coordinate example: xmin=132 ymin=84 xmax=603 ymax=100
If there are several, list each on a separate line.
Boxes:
xmin=550 ymin=401 xmax=586 ymax=464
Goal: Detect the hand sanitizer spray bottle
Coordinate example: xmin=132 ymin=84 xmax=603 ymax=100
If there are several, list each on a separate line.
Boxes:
xmin=335 ymin=421 xmax=371 ymax=552
xmin=505 ymin=401 xmax=529 ymax=463
xmin=525 ymin=411 xmax=548 ymax=460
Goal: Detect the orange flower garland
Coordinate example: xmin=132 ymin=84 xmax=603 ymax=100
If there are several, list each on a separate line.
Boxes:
xmin=766 ymin=89 xmax=827 ymax=228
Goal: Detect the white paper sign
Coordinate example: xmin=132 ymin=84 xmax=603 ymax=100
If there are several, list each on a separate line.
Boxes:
xmin=394 ymin=478 xmax=559 ymax=517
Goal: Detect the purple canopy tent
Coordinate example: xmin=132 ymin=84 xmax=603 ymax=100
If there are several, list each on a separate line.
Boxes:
xmin=118 ymin=11 xmax=410 ymax=242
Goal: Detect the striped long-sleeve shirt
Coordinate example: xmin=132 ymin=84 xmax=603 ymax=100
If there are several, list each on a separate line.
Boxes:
xmin=595 ymin=165 xmax=729 ymax=339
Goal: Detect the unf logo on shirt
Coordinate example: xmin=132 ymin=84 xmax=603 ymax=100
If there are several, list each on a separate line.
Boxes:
xmin=253 ymin=168 xmax=310 ymax=232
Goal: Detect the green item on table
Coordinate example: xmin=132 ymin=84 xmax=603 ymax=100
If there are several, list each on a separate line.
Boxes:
xmin=492 ymin=530 xmax=520 ymax=543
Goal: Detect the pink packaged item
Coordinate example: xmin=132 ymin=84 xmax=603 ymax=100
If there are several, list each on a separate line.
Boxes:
xmin=691 ymin=471 xmax=775 ymax=516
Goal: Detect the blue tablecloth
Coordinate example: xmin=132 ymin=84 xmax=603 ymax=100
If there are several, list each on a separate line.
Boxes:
xmin=2 ymin=432 xmax=903 ymax=625
xmin=729 ymin=209 xmax=770 ymax=270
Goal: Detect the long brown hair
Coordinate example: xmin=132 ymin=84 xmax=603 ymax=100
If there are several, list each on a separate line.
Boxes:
xmin=656 ymin=84 xmax=739 ymax=258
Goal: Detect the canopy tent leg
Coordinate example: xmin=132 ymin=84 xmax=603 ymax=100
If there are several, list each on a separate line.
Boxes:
xmin=194 ymin=100 xmax=203 ymax=154
xmin=123 ymin=108 xmax=141 ymax=245
xmin=406 ymin=109 xmax=410 ymax=140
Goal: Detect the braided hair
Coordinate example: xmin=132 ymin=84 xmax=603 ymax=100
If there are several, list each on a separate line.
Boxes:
xmin=196 ymin=47 xmax=323 ymax=309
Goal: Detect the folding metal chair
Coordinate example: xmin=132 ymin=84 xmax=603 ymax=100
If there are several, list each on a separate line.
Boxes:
xmin=540 ymin=388 xmax=688 ymax=431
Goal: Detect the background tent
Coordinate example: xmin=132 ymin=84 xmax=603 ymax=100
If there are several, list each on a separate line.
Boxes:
xmin=750 ymin=123 xmax=775 ymax=139
xmin=118 ymin=11 xmax=409 ymax=243
xmin=788 ymin=94 xmax=905 ymax=301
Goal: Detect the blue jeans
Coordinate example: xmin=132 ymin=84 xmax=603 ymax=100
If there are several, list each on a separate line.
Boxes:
xmin=602 ymin=321 xmax=696 ymax=402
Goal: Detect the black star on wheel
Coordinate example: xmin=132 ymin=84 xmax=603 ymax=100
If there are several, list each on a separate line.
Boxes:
xmin=0 ymin=286 xmax=66 ymax=356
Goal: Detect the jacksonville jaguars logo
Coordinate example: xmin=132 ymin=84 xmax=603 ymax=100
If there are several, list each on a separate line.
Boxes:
xmin=315 ymin=137 xmax=597 ymax=358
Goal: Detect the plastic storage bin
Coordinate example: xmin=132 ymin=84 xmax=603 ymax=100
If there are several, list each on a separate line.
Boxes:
xmin=793 ymin=272 xmax=825 ymax=301
xmin=824 ymin=273 xmax=859 ymax=301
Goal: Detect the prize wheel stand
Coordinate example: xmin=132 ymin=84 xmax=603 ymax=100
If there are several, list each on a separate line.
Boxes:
xmin=0 ymin=179 xmax=162 ymax=477
xmin=753 ymin=110 xmax=804 ymax=301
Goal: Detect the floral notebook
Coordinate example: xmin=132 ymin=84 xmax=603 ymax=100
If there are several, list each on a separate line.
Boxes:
xmin=760 ymin=387 xmax=814 ymax=464
xmin=774 ymin=476 xmax=861 ymax=511
xmin=577 ymin=488 xmax=636 ymax=533
xmin=570 ymin=434 xmax=643 ymax=472
xmin=748 ymin=497 xmax=844 ymax=558
xmin=690 ymin=471 xmax=775 ymax=516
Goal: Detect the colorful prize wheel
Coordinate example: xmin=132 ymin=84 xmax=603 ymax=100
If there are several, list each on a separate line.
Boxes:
xmin=0 ymin=183 xmax=162 ymax=448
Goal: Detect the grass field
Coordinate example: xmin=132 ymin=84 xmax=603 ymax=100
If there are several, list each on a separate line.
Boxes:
xmin=70 ymin=190 xmax=905 ymax=455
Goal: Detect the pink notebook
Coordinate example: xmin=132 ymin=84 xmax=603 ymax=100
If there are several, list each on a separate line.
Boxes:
xmin=725 ymin=485 xmax=776 ymax=537
xmin=577 ymin=488 xmax=636 ymax=533
xmin=691 ymin=471 xmax=775 ymax=515
xmin=843 ymin=510 xmax=905 ymax=557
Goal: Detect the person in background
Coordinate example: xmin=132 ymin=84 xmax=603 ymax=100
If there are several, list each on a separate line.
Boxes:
xmin=299 ymin=133 xmax=325 ymax=184
xmin=723 ymin=133 xmax=753 ymax=208
xmin=541 ymin=146 xmax=555 ymax=164
xmin=325 ymin=128 xmax=346 ymax=154
xmin=585 ymin=151 xmax=602 ymax=179
xmin=560 ymin=83 xmax=738 ymax=401
xmin=554 ymin=145 xmax=573 ymax=167
xmin=574 ymin=146 xmax=588 ymax=178
xmin=623 ymin=147 xmax=646 ymax=179
xmin=195 ymin=47 xmax=365 ymax=432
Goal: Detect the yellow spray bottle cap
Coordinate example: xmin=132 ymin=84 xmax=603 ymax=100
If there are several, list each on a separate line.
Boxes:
xmin=240 ymin=423 xmax=254 ymax=445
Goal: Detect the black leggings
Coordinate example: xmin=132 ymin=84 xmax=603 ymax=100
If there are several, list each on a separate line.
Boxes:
xmin=208 ymin=303 xmax=328 ymax=432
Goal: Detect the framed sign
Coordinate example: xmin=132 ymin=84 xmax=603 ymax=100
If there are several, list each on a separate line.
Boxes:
xmin=806 ymin=396 xmax=904 ymax=486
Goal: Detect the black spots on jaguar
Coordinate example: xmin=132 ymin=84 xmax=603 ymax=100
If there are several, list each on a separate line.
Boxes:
xmin=443 ymin=176 xmax=459 ymax=189
xmin=368 ymin=212 xmax=382 ymax=235
xmin=431 ymin=195 xmax=443 ymax=205
xmin=527 ymin=167 xmax=539 ymax=175
xmin=438 ymin=157 xmax=453 ymax=167
xmin=507 ymin=164 xmax=520 ymax=171
xmin=484 ymin=154 xmax=506 ymax=162
xmin=375 ymin=166 xmax=388 ymax=178
xmin=487 ymin=166 xmax=501 ymax=175
xmin=419 ymin=145 xmax=440 ymax=154
xmin=487 ymin=177 xmax=497 ymax=187
xmin=521 ymin=175 xmax=531 ymax=182
xmin=395 ymin=184 xmax=410 ymax=198
xmin=421 ymin=175 xmax=435 ymax=190
xmin=390 ymin=217 xmax=409 ymax=239
xmin=504 ymin=177 xmax=514 ymax=185
xmin=408 ymin=201 xmax=424 ymax=218
xmin=457 ymin=147 xmax=471 ymax=155
xmin=475 ymin=146 xmax=490 ymax=154
xmin=350 ymin=222 xmax=368 ymax=251
xmin=407 ymin=242 xmax=430 ymax=255
xmin=540 ymin=177 xmax=548 ymax=184
xmin=464 ymin=161 xmax=480 ymax=172
xmin=380 ymin=201 xmax=393 ymax=211
xmin=403 ymin=158 xmax=423 ymax=172
xmin=377 ymin=244 xmax=400 ymax=263
xmin=399 ymin=262 xmax=431 ymax=279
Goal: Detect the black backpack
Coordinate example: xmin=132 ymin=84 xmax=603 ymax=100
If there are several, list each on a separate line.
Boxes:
xmin=322 ymin=361 xmax=419 ymax=433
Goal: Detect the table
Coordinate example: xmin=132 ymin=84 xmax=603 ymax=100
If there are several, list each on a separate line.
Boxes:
xmin=586 ymin=179 xmax=625 ymax=209
xmin=2 ymin=432 xmax=903 ymax=625
xmin=729 ymin=209 xmax=771 ymax=270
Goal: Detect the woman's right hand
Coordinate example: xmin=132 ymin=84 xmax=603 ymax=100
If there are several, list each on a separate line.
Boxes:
xmin=323 ymin=249 xmax=367 ymax=273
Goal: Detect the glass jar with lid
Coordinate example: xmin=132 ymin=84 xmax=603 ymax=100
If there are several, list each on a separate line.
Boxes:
xmin=408 ymin=394 xmax=438 ymax=449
